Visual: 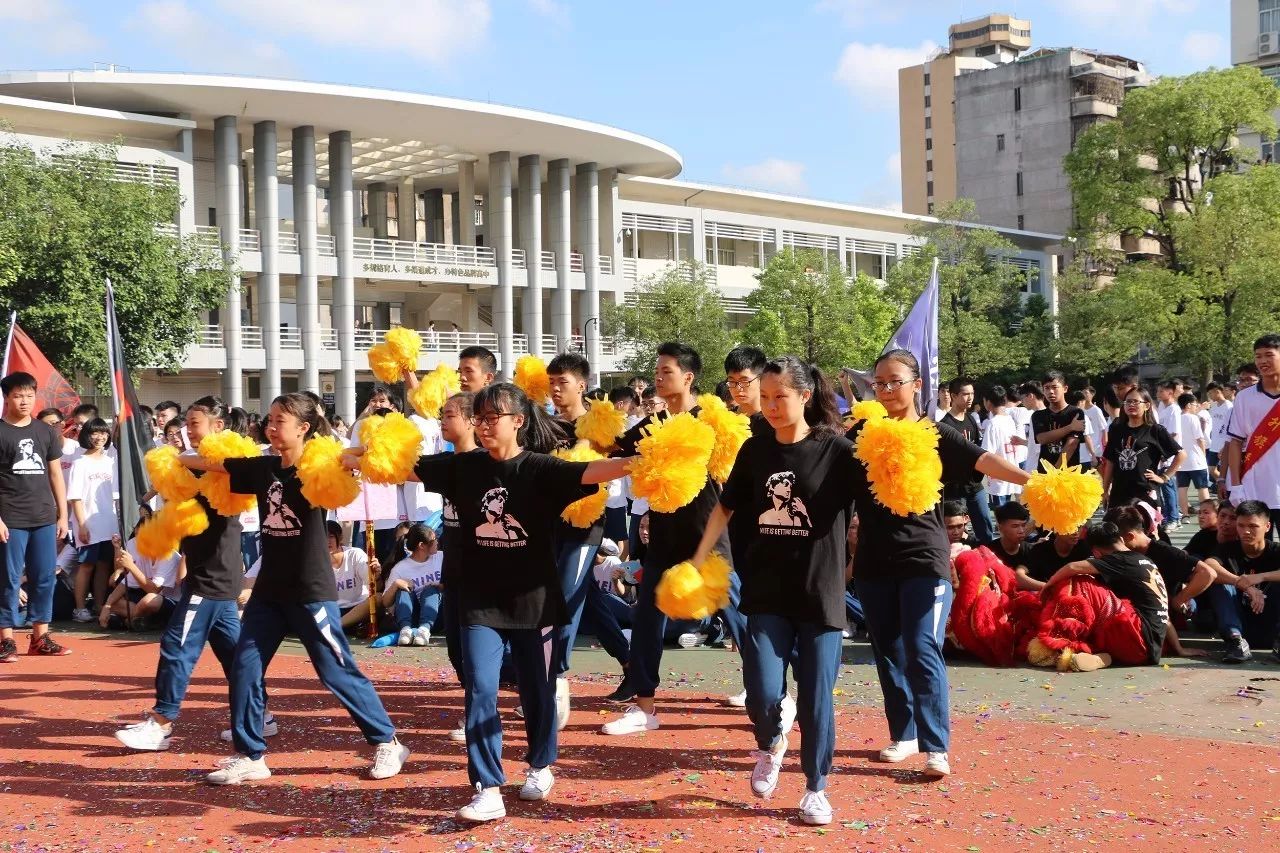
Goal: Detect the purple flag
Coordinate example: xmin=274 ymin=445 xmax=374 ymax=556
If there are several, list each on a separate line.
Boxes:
xmin=883 ymin=258 xmax=940 ymax=414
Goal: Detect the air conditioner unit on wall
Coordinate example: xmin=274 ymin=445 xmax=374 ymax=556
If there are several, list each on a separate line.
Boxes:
xmin=1261 ymin=31 xmax=1280 ymax=56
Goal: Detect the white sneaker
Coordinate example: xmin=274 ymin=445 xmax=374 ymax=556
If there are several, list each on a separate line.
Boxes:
xmin=457 ymin=783 xmax=505 ymax=822
xmin=878 ymin=739 xmax=919 ymax=763
xmin=397 ymin=627 xmax=413 ymax=646
xmin=555 ymin=677 xmax=571 ymax=731
xmin=601 ymin=704 xmax=659 ymax=736
xmin=726 ymin=689 xmax=748 ymax=708
xmin=72 ymin=608 xmax=93 ymax=623
xmin=779 ymin=693 xmax=797 ymax=734
xmin=677 ymin=632 xmax=702 ymax=648
xmin=206 ymin=754 xmax=271 ymax=785
xmin=799 ymin=789 xmax=832 ymax=825
xmin=750 ymin=737 xmax=787 ymax=798
xmin=411 ymin=627 xmax=428 ymax=647
xmin=114 ymin=716 xmax=172 ymax=752
xmin=369 ymin=738 xmax=409 ymax=780
xmin=519 ymin=765 xmax=555 ymax=801
xmin=448 ymin=720 xmax=467 ymax=744
xmin=923 ymin=752 xmax=951 ymax=778
xmin=220 ymin=714 xmax=279 ymax=743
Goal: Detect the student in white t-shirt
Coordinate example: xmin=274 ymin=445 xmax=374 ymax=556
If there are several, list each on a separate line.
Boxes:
xmin=1177 ymin=393 xmax=1211 ymax=516
xmin=67 ymin=418 xmax=118 ymax=623
xmin=100 ymin=527 xmax=184 ymax=629
xmin=1016 ymin=383 xmax=1046 ymax=474
xmin=1205 ymin=381 xmax=1234 ymax=485
xmin=581 ymin=538 xmax=632 ymax=676
xmin=380 ymin=523 xmax=443 ymax=647
xmin=1225 ymin=336 xmax=1280 ymax=524
xmin=982 ymin=386 xmax=1022 ymax=507
xmin=325 ymin=520 xmax=377 ymax=631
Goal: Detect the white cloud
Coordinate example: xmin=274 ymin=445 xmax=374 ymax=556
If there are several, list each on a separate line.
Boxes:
xmin=130 ymin=1 xmax=294 ymax=77
xmin=722 ymin=159 xmax=809 ymax=194
xmin=0 ymin=0 xmax=99 ymax=53
xmin=834 ymin=40 xmax=938 ymax=109
xmin=216 ymin=0 xmax=492 ymax=66
xmin=1050 ymin=0 xmax=1197 ymax=31
xmin=814 ymin=0 xmax=902 ymax=28
xmin=528 ymin=0 xmax=570 ymax=28
xmin=1180 ymin=31 xmax=1227 ymax=66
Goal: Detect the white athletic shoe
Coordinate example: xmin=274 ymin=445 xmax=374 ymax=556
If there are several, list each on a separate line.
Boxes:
xmin=397 ymin=627 xmax=413 ymax=646
xmin=114 ymin=716 xmax=172 ymax=752
xmin=411 ymin=627 xmax=428 ymax=647
xmin=220 ymin=714 xmax=279 ymax=743
xmin=750 ymin=737 xmax=787 ymax=799
xmin=799 ymin=789 xmax=833 ymax=825
xmin=369 ymin=738 xmax=410 ymax=780
xmin=726 ymin=689 xmax=748 ymax=708
xmin=448 ymin=720 xmax=467 ymax=744
xmin=677 ymin=632 xmax=702 ymax=648
xmin=878 ymin=739 xmax=919 ymax=763
xmin=206 ymin=754 xmax=271 ymax=785
xmin=779 ymin=693 xmax=797 ymax=734
xmin=601 ymin=704 xmax=659 ymax=736
xmin=555 ymin=677 xmax=571 ymax=732
xmin=923 ymin=752 xmax=951 ymax=778
xmin=457 ymin=783 xmax=506 ymax=822
xmin=519 ymin=765 xmax=555 ymax=801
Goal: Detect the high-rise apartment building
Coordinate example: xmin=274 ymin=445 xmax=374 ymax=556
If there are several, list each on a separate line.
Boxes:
xmin=1230 ymin=0 xmax=1280 ymax=160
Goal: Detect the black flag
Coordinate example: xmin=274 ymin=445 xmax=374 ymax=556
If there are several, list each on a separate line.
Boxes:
xmin=105 ymin=281 xmax=152 ymax=540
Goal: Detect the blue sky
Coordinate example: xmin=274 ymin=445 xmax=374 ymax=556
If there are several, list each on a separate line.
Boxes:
xmin=0 ymin=0 xmax=1232 ymax=209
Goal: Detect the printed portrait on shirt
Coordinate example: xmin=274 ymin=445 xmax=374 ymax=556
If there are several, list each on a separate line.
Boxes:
xmin=262 ymin=480 xmax=302 ymax=535
xmin=443 ymin=498 xmax=458 ymax=528
xmin=1117 ymin=437 xmax=1139 ymax=472
xmin=475 ymin=486 xmax=528 ymax=544
xmin=758 ymin=471 xmax=811 ymax=532
xmin=13 ymin=438 xmax=45 ymax=473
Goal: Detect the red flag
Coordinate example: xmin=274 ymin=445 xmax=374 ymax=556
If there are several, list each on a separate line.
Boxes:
xmin=3 ymin=322 xmax=81 ymax=418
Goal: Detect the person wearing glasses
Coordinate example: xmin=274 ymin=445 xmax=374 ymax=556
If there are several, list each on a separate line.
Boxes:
xmin=1101 ymin=388 xmax=1185 ymax=512
xmin=848 ymin=350 xmax=1029 ymax=780
xmin=357 ymin=382 xmax=634 ymax=822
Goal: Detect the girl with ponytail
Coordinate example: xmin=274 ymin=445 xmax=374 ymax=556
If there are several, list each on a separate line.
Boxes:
xmin=687 ymin=356 xmax=860 ymax=826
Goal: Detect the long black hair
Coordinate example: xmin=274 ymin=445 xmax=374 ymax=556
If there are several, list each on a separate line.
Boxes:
xmin=473 ymin=382 xmax=568 ymax=454
xmin=760 ymin=355 xmax=843 ymax=437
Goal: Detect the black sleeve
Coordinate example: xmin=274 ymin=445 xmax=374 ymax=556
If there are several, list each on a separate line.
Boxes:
xmin=44 ymin=424 xmax=62 ymax=463
xmin=614 ymin=415 xmax=653 ymax=458
xmin=719 ymin=437 xmax=755 ymax=513
xmin=412 ymin=453 xmax=457 ymax=495
xmin=532 ymin=454 xmax=593 ymax=511
xmin=1152 ymin=425 xmax=1182 ymax=458
xmin=938 ymin=423 xmax=985 ymax=482
xmin=1104 ymin=425 xmax=1122 ymax=463
xmin=1152 ymin=541 xmax=1197 ymax=578
xmin=1030 ymin=409 xmax=1050 ymax=440
xmin=225 ymin=456 xmax=270 ymax=497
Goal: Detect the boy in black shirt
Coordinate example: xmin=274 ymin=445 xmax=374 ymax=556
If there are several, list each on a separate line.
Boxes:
xmin=1016 ymin=526 xmax=1089 ymax=591
xmin=1031 ymin=371 xmax=1087 ymax=467
xmin=938 ymin=379 xmax=996 ymax=542
xmin=1208 ymin=501 xmax=1280 ymax=663
xmin=983 ymin=501 xmax=1030 ymax=570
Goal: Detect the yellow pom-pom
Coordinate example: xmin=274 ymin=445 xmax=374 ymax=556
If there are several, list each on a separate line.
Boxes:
xmin=513 ymin=355 xmax=551 ymax=405
xmin=297 ymin=435 xmax=361 ymax=510
xmin=553 ymin=441 xmax=607 ymax=527
xmin=627 ymin=413 xmax=715 ymax=513
xmin=408 ymin=363 xmax=462 ymax=420
xmin=145 ymin=445 xmax=200 ymax=503
xmin=853 ymin=417 xmax=943 ymax=516
xmin=695 ymin=393 xmax=751 ymax=484
xmin=384 ymin=327 xmax=421 ymax=372
xmin=367 ymin=343 xmax=402 ymax=384
xmin=196 ymin=430 xmax=262 ymax=516
xmin=1023 ymin=459 xmax=1104 ymax=536
xmin=850 ymin=400 xmax=889 ymax=422
xmin=358 ymin=412 xmax=423 ymax=485
xmin=697 ymin=551 xmax=733 ymax=611
xmin=135 ymin=498 xmax=209 ymax=560
xmin=655 ymin=561 xmax=712 ymax=620
xmin=575 ymin=397 xmax=627 ymax=452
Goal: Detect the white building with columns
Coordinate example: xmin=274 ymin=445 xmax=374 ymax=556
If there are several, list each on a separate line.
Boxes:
xmin=0 ymin=70 xmax=1061 ymax=421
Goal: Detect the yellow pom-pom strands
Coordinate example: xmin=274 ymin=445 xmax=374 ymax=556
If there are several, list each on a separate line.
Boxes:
xmin=695 ymin=393 xmax=750 ymax=484
xmin=626 ymin=413 xmax=715 ymax=513
xmin=575 ymin=397 xmax=627 ymax=452
xmin=656 ymin=552 xmax=733 ymax=620
xmin=513 ymin=355 xmax=551 ymax=406
xmin=853 ymin=416 xmax=943 ymax=517
xmin=357 ymin=412 xmax=422 ymax=485
xmin=849 ymin=400 xmax=888 ymax=422
xmin=297 ymin=434 xmax=361 ymax=510
xmin=553 ymin=442 xmax=608 ymax=527
xmin=135 ymin=498 xmax=209 ymax=560
xmin=367 ymin=327 xmax=422 ymax=383
xmin=1023 ymin=458 xmax=1104 ymax=535
xmin=196 ymin=430 xmax=261 ymax=516
xmin=145 ymin=445 xmax=200 ymax=503
xmin=409 ymin=363 xmax=461 ymax=420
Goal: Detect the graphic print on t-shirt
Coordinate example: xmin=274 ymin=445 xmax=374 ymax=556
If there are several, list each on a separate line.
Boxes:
xmin=758 ymin=471 xmax=812 ymax=536
xmin=13 ymin=438 xmax=45 ymax=473
xmin=443 ymin=498 xmax=458 ymax=528
xmin=262 ymin=480 xmax=301 ymax=535
xmin=475 ymin=487 xmax=528 ymax=546
xmin=1117 ymin=438 xmax=1139 ymax=472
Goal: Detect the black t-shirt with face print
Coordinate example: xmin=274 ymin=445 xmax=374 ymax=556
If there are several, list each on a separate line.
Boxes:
xmin=1104 ymin=422 xmax=1181 ymax=505
xmin=720 ymin=431 xmax=857 ymax=629
xmin=0 ymin=419 xmax=62 ymax=528
xmin=226 ymin=456 xmax=336 ymax=604
xmin=1088 ymin=550 xmax=1169 ymax=664
xmin=414 ymin=449 xmax=592 ymax=629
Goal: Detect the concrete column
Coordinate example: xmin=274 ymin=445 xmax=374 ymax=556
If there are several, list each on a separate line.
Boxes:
xmin=397 ymin=178 xmax=417 ymax=242
xmin=448 ymin=192 xmax=460 ymax=245
xmin=424 ymin=189 xmax=444 ymax=243
xmin=293 ymin=126 xmax=321 ymax=394
xmin=457 ymin=160 xmax=476 ymax=246
xmin=330 ymin=131 xmax=357 ymax=422
xmin=548 ymin=159 xmax=572 ymax=351
xmin=214 ymin=116 xmax=243 ymax=408
xmin=691 ymin=210 xmax=706 ymax=264
xmin=253 ymin=120 xmax=282 ymax=406
xmin=368 ymin=182 xmax=389 ymax=239
xmin=518 ymin=154 xmax=543 ymax=355
xmin=599 ymin=167 xmax=620 ymax=272
xmin=575 ymin=162 xmax=601 ymax=382
xmin=488 ymin=152 xmax=514 ymax=377
xmin=177 ymin=127 xmax=197 ymax=234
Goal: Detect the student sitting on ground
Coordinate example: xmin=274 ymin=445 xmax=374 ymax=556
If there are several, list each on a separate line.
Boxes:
xmin=1185 ymin=498 xmax=1223 ymax=559
xmin=380 ymin=523 xmax=443 ymax=646
xmin=100 ymin=527 xmax=184 ymax=631
xmin=984 ymin=501 xmax=1031 ymax=570
xmin=1206 ymin=500 xmax=1280 ymax=664
xmin=580 ymin=538 xmax=632 ymax=678
xmin=1014 ymin=525 xmax=1089 ymax=592
xmin=326 ymin=520 xmax=378 ymax=632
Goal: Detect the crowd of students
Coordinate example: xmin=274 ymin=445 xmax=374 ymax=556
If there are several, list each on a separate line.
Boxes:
xmin=1 ymin=332 xmax=1279 ymax=829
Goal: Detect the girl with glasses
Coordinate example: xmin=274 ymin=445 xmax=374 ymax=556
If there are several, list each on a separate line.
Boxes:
xmin=1102 ymin=389 xmax=1185 ymax=512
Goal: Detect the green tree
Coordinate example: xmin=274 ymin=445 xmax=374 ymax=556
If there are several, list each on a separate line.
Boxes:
xmin=0 ymin=139 xmax=226 ymax=387
xmin=602 ymin=261 xmax=735 ymax=383
xmin=884 ymin=199 xmax=1034 ymax=380
xmin=741 ymin=249 xmax=895 ymax=375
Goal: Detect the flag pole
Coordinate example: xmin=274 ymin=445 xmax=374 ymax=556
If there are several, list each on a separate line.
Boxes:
xmin=1 ymin=310 xmax=16 ymax=377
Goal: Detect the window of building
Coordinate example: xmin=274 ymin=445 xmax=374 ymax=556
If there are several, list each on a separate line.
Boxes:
xmin=1262 ymin=64 xmax=1280 ymax=87
xmin=926 ymin=159 xmax=933 ymax=173
xmin=925 ymin=138 xmax=933 ymax=150
xmin=927 ymin=180 xmax=934 ymax=196
xmin=975 ymin=45 xmax=996 ymax=57
xmin=927 ymin=202 xmax=935 ymax=214
xmin=925 ymin=116 xmax=932 ymax=129
xmin=924 ymin=72 xmax=931 ymax=85
xmin=1263 ymin=141 xmax=1276 ymax=164
xmin=1263 ymin=0 xmax=1280 ymax=35
xmin=996 ymin=133 xmax=1005 ymax=151
xmin=1014 ymin=86 xmax=1022 ymax=111
xmin=1017 ymin=215 xmax=1025 ymax=230
xmin=924 ymin=94 xmax=931 ymax=107
xmin=1016 ymin=172 xmax=1024 ymax=196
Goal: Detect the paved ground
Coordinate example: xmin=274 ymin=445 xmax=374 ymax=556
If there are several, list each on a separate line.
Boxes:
xmin=3 ymin=621 xmax=1280 ymax=852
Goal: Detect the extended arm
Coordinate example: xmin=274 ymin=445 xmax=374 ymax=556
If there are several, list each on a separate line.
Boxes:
xmin=690 ymin=503 xmax=733 ymax=567
xmin=975 ymin=451 xmax=1032 ymax=487
xmin=49 ymin=462 xmax=68 ymax=541
xmin=1043 ymin=558 xmax=1098 ymax=591
xmin=582 ymin=457 xmax=635 ymax=485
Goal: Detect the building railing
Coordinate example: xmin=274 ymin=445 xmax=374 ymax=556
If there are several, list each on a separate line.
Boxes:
xmin=278 ymin=327 xmax=301 ymax=349
xmin=317 ymin=234 xmax=336 ymax=256
xmin=570 ymin=252 xmax=584 ymax=273
xmin=353 ymin=237 xmax=497 ymax=267
xmin=278 ymin=232 xmax=299 ymax=254
xmin=239 ymin=229 xmax=261 ymax=252
xmin=622 ymin=257 xmax=638 ymax=280
xmin=541 ymin=251 xmax=556 ymax=271
xmin=512 ymin=248 xmax=526 ymax=270
xmin=195 ymin=225 xmax=221 ymax=250
xmin=541 ymin=333 xmax=559 ymax=353
xmin=599 ymin=256 xmax=614 ymax=275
